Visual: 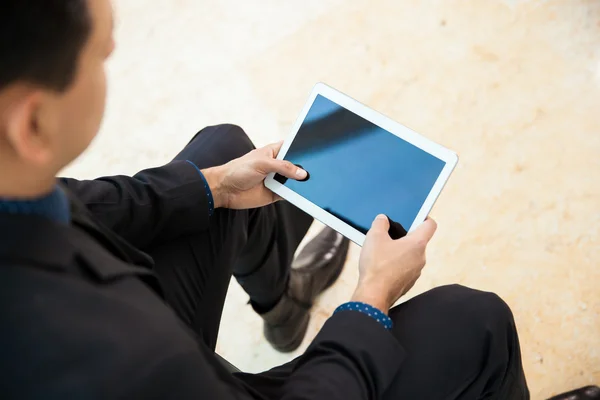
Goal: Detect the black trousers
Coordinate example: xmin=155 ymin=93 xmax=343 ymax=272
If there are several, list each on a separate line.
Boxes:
xmin=146 ymin=124 xmax=530 ymax=400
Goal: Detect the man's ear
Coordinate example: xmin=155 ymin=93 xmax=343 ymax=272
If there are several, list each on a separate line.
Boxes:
xmin=5 ymin=91 xmax=53 ymax=166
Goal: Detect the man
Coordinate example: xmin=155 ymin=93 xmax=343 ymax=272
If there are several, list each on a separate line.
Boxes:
xmin=0 ymin=1 xmax=534 ymax=399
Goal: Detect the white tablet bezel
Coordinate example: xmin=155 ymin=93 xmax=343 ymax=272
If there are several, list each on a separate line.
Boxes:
xmin=264 ymin=83 xmax=458 ymax=246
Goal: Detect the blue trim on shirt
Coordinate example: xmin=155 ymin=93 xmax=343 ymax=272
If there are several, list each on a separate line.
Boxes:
xmin=185 ymin=160 xmax=215 ymax=217
xmin=334 ymin=302 xmax=393 ymax=330
xmin=0 ymin=185 xmax=70 ymax=224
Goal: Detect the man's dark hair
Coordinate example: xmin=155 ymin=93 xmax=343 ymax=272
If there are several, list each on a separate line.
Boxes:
xmin=0 ymin=0 xmax=92 ymax=92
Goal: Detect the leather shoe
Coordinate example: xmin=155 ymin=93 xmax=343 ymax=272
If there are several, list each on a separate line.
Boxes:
xmin=547 ymin=386 xmax=600 ymax=400
xmin=258 ymin=227 xmax=349 ymax=352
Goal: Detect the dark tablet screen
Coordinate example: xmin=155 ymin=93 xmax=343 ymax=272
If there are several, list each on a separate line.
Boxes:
xmin=275 ymin=95 xmax=446 ymax=236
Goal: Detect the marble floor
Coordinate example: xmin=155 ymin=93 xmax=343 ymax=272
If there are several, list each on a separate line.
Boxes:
xmin=63 ymin=0 xmax=600 ymax=398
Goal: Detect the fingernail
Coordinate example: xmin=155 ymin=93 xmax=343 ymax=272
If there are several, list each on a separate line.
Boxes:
xmin=376 ymin=214 xmax=387 ymax=220
xmin=296 ymin=168 xmax=307 ymax=178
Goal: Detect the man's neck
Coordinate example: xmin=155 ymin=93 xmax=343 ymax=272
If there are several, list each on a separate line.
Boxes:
xmin=0 ymin=164 xmax=56 ymax=199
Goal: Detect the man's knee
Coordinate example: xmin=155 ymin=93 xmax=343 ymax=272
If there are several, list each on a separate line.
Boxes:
xmin=193 ymin=124 xmax=254 ymax=154
xmin=426 ymin=286 xmax=526 ymax=396
xmin=177 ymin=124 xmax=256 ymax=167
xmin=432 ymin=284 xmax=515 ymax=331
xmin=386 ymin=285 xmax=521 ymax=398
xmin=197 ymin=123 xmax=251 ymax=143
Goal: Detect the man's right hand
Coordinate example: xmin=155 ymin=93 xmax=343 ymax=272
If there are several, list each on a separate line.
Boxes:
xmin=352 ymin=214 xmax=438 ymax=314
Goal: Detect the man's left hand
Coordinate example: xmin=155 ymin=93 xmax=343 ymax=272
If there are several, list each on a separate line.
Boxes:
xmin=201 ymin=141 xmax=307 ymax=210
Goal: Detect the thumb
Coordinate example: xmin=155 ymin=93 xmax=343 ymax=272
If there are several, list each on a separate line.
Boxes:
xmin=258 ymin=159 xmax=308 ymax=180
xmin=265 ymin=141 xmax=284 ymax=158
xmin=368 ymin=214 xmax=390 ymax=236
xmin=407 ymin=217 xmax=437 ymax=244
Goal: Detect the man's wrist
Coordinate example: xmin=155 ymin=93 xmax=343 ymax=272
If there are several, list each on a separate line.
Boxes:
xmin=201 ymin=166 xmax=227 ymax=209
xmin=351 ymin=287 xmax=391 ymax=315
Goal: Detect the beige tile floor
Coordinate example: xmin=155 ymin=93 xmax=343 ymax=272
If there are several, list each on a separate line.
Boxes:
xmin=63 ymin=0 xmax=600 ymax=398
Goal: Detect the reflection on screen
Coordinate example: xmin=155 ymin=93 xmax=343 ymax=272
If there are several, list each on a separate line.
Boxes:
xmin=276 ymin=95 xmax=446 ymax=236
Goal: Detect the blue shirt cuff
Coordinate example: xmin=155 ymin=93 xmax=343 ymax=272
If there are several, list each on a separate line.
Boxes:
xmin=334 ymin=302 xmax=393 ymax=330
xmin=185 ymin=160 xmax=215 ymax=217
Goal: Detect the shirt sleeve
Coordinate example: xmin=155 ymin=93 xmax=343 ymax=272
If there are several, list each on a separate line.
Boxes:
xmin=184 ymin=160 xmax=215 ymax=217
xmin=334 ymin=302 xmax=393 ymax=330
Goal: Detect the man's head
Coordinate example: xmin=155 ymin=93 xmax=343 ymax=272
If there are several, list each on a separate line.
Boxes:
xmin=0 ymin=0 xmax=114 ymax=196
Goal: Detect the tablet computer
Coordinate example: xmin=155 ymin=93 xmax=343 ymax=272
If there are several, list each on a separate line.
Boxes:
xmin=264 ymin=83 xmax=458 ymax=246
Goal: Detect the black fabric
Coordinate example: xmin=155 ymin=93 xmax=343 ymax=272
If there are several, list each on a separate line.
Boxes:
xmin=147 ymin=124 xmax=314 ymax=349
xmin=0 ymin=124 xmax=529 ymax=399
xmin=385 ymin=286 xmax=530 ymax=399
xmin=237 ymin=285 xmax=530 ymax=400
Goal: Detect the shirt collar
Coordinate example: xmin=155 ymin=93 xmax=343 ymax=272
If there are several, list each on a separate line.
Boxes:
xmin=0 ymin=185 xmax=71 ymax=224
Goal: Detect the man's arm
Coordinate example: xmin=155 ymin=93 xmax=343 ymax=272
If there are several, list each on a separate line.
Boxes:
xmin=60 ymin=160 xmax=212 ymax=249
xmin=134 ymin=312 xmax=403 ymax=400
xmin=280 ymin=311 xmax=404 ymax=399
xmin=60 ymin=141 xmax=307 ymax=249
